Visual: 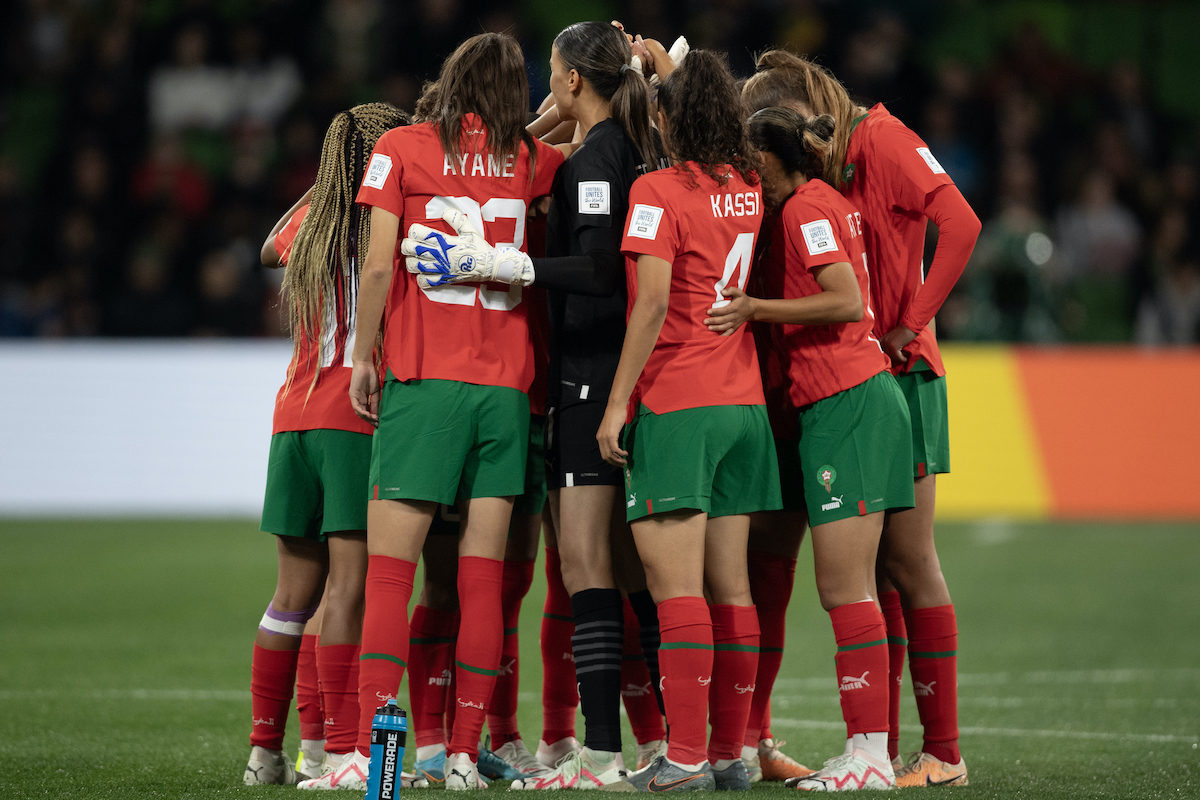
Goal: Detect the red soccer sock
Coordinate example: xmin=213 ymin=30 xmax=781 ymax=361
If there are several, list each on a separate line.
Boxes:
xmin=296 ymin=633 xmax=325 ymax=742
xmin=250 ymin=644 xmax=299 ymax=750
xmin=540 ymin=547 xmax=578 ymax=744
xmin=880 ymin=591 xmax=907 ymax=760
xmin=318 ymin=643 xmax=361 ymax=754
xmin=658 ymin=596 xmax=713 ymax=766
xmin=488 ymin=558 xmax=535 ymax=747
xmin=830 ymin=601 xmax=889 ymax=738
xmin=708 ymin=605 xmax=760 ymax=762
xmin=744 ymin=552 xmax=796 ymax=746
xmin=905 ymin=605 xmax=960 ymax=764
xmin=622 ymin=598 xmax=666 ymax=744
xmin=408 ymin=605 xmax=459 ymax=749
xmin=356 ymin=555 xmax=417 ymax=756
xmin=448 ymin=556 xmax=505 ymax=757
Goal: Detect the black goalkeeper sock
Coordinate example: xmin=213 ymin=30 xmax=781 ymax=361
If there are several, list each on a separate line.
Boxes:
xmin=570 ymin=588 xmax=624 ymax=753
xmin=627 ymin=589 xmax=665 ymax=716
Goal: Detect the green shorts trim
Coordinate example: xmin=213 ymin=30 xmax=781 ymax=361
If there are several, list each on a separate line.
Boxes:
xmin=370 ymin=378 xmax=529 ymax=505
xmin=895 ymin=359 xmax=950 ymax=478
xmin=261 ymin=429 xmax=372 ymax=540
xmin=797 ymin=372 xmax=915 ymax=526
xmin=623 ymin=404 xmax=782 ymax=522
xmin=427 ymin=414 xmax=547 ymax=535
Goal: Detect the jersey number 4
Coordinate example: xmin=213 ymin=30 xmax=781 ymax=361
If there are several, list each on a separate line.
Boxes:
xmin=421 ymin=196 xmax=526 ymax=311
xmin=712 ymin=232 xmax=755 ymax=307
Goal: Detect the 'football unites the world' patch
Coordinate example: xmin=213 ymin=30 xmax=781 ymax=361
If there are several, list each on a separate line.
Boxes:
xmin=801 ymin=219 xmax=838 ymax=256
xmin=627 ymin=204 xmax=664 ymax=240
xmin=578 ymin=181 xmax=611 ymax=215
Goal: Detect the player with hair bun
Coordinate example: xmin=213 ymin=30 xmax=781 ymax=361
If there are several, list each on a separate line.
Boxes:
xmin=312 ymin=32 xmax=563 ymax=793
xmin=597 ymin=49 xmax=779 ymax=793
xmin=743 ymin=51 xmax=979 ymax=789
xmin=707 ymin=106 xmax=916 ymax=791
xmin=246 ymin=102 xmax=410 ymax=788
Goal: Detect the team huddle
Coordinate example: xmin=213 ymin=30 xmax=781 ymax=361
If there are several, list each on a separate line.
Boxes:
xmin=246 ymin=19 xmax=981 ymax=795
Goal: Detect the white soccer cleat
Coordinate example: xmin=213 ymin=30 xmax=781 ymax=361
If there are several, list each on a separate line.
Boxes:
xmin=511 ymin=748 xmax=626 ymax=790
xmin=243 ymin=745 xmax=298 ymax=785
xmin=494 ymin=738 xmax=549 ymax=776
xmin=445 ymin=751 xmax=489 ymax=790
xmin=296 ymin=739 xmax=327 ymax=782
xmin=536 ymin=736 xmax=581 ymax=770
xmin=297 ymin=749 xmax=368 ymax=790
xmin=787 ymin=749 xmax=895 ymax=791
xmin=637 ymin=739 xmax=668 ymax=772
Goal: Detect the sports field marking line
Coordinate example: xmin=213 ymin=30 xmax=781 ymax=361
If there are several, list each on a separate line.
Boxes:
xmin=771 ymin=717 xmax=1198 ymax=744
xmin=772 ymin=694 xmax=1197 ymax=709
xmin=775 ymin=667 xmax=1200 ymax=691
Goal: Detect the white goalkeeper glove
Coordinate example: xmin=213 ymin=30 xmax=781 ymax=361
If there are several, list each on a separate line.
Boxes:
xmin=401 ymin=209 xmax=535 ymax=290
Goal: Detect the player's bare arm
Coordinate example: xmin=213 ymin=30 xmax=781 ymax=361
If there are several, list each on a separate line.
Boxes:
xmin=348 ymin=205 xmax=399 ymax=424
xmin=705 ymin=260 xmax=862 ymax=333
xmin=597 ymin=253 xmax=672 ymax=466
xmin=260 ymin=186 xmax=313 ymax=267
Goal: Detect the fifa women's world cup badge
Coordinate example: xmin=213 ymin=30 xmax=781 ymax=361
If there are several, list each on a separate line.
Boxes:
xmin=818 ymin=465 xmax=837 ymax=493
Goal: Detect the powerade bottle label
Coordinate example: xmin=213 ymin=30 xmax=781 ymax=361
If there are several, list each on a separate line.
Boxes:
xmin=366 ymin=701 xmax=407 ymax=800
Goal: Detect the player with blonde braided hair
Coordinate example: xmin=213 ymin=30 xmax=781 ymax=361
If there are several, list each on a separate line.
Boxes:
xmin=246 ymin=102 xmax=411 ymax=790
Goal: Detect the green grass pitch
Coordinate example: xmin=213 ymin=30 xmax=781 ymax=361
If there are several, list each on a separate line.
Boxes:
xmin=1 ymin=518 xmax=1197 ymax=798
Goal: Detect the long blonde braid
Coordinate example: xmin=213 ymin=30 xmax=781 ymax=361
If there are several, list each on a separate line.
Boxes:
xmin=282 ymin=102 xmax=409 ymax=400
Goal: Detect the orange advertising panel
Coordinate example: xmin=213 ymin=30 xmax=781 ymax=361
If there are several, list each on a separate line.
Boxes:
xmin=1016 ymin=348 xmax=1200 ymax=519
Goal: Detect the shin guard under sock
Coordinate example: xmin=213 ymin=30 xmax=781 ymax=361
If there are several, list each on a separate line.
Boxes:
xmin=540 ymin=547 xmax=578 ymax=744
xmin=905 ymin=604 xmax=960 ymax=764
xmin=627 ymin=589 xmax=664 ymax=715
xmin=657 ymin=596 xmax=713 ymax=766
xmin=488 ymin=558 xmax=535 ymax=748
xmin=318 ymin=643 xmax=360 ymax=754
xmin=296 ymin=633 xmax=325 ymax=742
xmin=880 ymin=591 xmax=907 ymax=761
xmin=830 ymin=601 xmax=889 ymax=738
xmin=408 ymin=605 xmax=459 ymax=749
xmin=622 ymin=598 xmax=666 ymax=744
xmin=250 ymin=644 xmax=298 ymax=750
xmin=708 ymin=605 xmax=760 ymax=762
xmin=570 ymin=588 xmax=624 ymax=753
xmin=448 ymin=556 xmax=504 ymax=756
xmin=744 ymin=552 xmax=795 ymax=746
xmin=356 ymin=556 xmax=417 ymax=755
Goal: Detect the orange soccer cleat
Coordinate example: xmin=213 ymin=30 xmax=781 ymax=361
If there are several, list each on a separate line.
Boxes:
xmin=894 ymin=751 xmax=969 ymax=788
xmin=758 ymin=738 xmax=816 ymax=781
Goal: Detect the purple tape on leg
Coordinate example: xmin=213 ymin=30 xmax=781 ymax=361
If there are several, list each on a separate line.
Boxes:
xmin=258 ymin=602 xmax=319 ymax=636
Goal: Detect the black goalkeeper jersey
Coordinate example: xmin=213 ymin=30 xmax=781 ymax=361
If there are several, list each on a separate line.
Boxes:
xmin=542 ymin=119 xmax=665 ymax=408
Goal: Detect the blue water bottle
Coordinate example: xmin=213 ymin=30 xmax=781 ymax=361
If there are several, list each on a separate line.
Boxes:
xmin=366 ymin=699 xmax=407 ymax=800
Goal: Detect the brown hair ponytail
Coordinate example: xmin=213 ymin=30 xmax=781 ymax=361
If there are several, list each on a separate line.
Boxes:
xmin=742 ymin=50 xmax=861 ymax=188
xmin=554 ymin=21 xmax=661 ymax=169
xmin=748 ymin=107 xmax=835 ymax=180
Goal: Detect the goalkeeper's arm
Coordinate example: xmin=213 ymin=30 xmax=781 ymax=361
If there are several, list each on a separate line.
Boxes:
xmin=530 ymin=250 xmax=623 ymax=297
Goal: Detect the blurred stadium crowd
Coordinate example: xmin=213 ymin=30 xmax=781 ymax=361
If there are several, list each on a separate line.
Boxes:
xmin=1 ymin=0 xmax=1198 ymax=343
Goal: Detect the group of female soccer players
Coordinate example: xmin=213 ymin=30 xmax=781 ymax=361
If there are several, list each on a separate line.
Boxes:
xmin=243 ymin=18 xmax=980 ymax=794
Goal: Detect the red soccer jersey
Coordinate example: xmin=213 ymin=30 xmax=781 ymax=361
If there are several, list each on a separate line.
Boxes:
xmin=841 ymin=104 xmax=955 ymax=375
xmin=355 ymin=116 xmax=563 ymax=393
xmin=767 ymin=179 xmax=888 ymax=408
xmin=749 ymin=211 xmax=799 ymax=440
xmin=271 ymin=204 xmax=375 ymax=436
xmin=620 ymin=163 xmax=765 ymax=415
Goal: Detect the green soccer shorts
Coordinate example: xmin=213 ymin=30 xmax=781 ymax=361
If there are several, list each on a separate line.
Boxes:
xmin=427 ymin=413 xmax=546 ymax=536
xmin=260 ymin=428 xmax=373 ymax=540
xmin=894 ymin=359 xmax=951 ymax=478
xmin=623 ymin=404 xmax=782 ymax=522
xmin=369 ymin=377 xmax=529 ymax=506
xmin=797 ymin=371 xmax=916 ymax=526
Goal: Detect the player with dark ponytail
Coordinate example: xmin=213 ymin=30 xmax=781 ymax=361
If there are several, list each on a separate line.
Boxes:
xmin=706 ymin=105 xmax=915 ymax=791
xmin=404 ymin=20 xmax=670 ymax=788
xmin=743 ymin=51 xmax=978 ymax=789
xmin=598 ymin=50 xmax=779 ymax=793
